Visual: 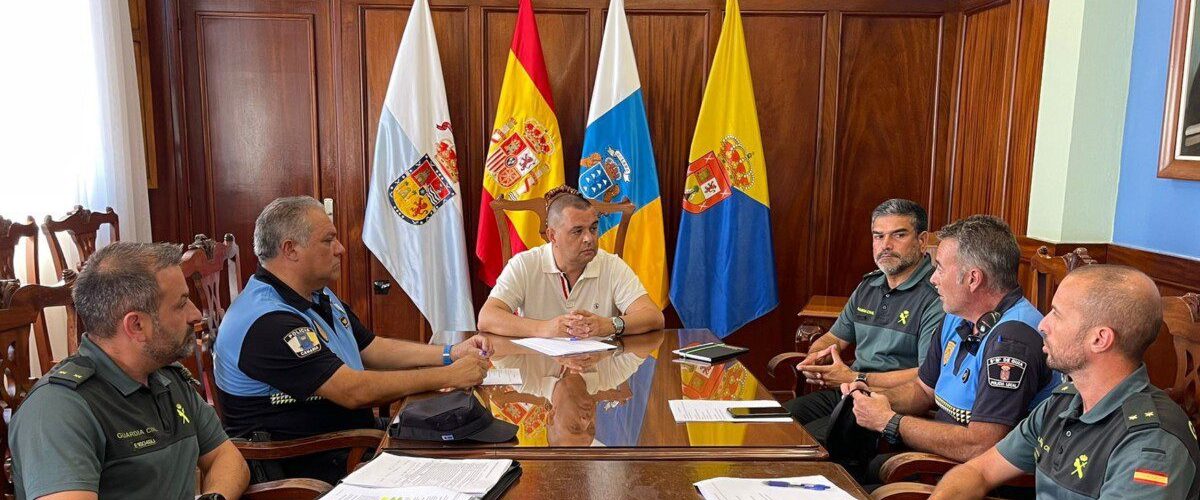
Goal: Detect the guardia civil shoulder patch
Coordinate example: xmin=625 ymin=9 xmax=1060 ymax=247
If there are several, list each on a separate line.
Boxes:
xmin=284 ymin=327 xmax=322 ymax=358
xmin=986 ymin=356 xmax=1026 ymax=390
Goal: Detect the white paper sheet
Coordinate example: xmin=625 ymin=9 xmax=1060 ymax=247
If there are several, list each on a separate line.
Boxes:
xmin=695 ymin=475 xmax=858 ymax=500
xmin=340 ymin=454 xmax=512 ymax=496
xmin=510 ymin=337 xmax=617 ymax=356
xmin=481 ymin=368 xmax=522 ymax=386
xmin=323 ymin=484 xmax=474 ymax=500
xmin=668 ymin=400 xmax=793 ymax=423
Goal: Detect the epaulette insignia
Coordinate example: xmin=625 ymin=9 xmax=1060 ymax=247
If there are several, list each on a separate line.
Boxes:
xmin=1053 ymin=382 xmax=1078 ymax=395
xmin=47 ymin=361 xmax=95 ymax=389
xmin=1123 ymin=393 xmax=1161 ymax=431
xmin=166 ymin=362 xmax=201 ymax=387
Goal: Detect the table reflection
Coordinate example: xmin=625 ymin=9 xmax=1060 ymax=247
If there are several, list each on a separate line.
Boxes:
xmin=478 ymin=331 xmax=664 ymax=447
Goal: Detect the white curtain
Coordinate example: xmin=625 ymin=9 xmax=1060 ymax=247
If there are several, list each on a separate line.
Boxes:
xmin=0 ymin=0 xmax=152 ymax=369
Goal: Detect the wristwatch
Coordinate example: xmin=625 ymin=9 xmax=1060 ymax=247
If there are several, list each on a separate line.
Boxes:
xmin=855 ymin=372 xmax=869 ymax=385
xmin=883 ymin=414 xmax=904 ymax=445
xmin=611 ymin=316 xmax=626 ymax=336
xmin=197 ymin=494 xmax=227 ymax=500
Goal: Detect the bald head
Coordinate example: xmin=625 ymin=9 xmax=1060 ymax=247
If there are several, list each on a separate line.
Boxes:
xmin=1062 ymin=265 xmax=1162 ymax=363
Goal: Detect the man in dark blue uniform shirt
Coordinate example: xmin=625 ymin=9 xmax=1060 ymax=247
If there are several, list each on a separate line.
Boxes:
xmin=932 ymin=265 xmax=1199 ymax=499
xmin=842 ymin=215 xmax=1059 ymax=478
xmin=215 ymin=196 xmax=491 ymax=483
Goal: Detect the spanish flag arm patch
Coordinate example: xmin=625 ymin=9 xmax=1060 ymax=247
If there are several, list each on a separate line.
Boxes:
xmin=1132 ymin=468 xmax=1169 ymax=487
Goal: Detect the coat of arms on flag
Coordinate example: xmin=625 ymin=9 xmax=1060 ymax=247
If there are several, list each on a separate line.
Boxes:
xmin=579 ymin=147 xmax=632 ymax=202
xmin=388 ymin=154 xmax=455 ymax=225
xmin=682 ymin=151 xmax=732 ymax=214
xmin=485 ymin=117 xmax=558 ymax=198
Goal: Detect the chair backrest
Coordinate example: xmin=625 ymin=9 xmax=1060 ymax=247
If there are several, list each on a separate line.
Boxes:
xmin=0 ymin=216 xmax=38 ymax=283
xmin=180 ymin=233 xmax=242 ymax=332
xmin=489 ymin=195 xmax=635 ymax=269
xmin=1163 ymin=293 xmax=1200 ymax=426
xmin=1026 ymin=246 xmax=1096 ymax=314
xmin=0 ymin=275 xmax=75 ymax=410
xmin=41 ymin=206 xmax=120 ymax=278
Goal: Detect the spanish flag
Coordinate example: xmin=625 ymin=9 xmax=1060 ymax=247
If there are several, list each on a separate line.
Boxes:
xmin=476 ymin=0 xmax=564 ymax=285
xmin=668 ymin=0 xmax=777 ymax=338
xmin=579 ymin=0 xmax=667 ymax=308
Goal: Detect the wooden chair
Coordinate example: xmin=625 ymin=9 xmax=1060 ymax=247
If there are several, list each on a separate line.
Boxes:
xmin=41 ymin=206 xmax=117 ymax=356
xmin=1026 ymin=246 xmax=1096 ymax=314
xmin=769 ymin=238 xmax=940 ymax=399
xmin=0 ymin=216 xmax=57 ymax=377
xmin=179 ymin=234 xmax=242 ymax=413
xmin=180 ymin=233 xmax=242 ymax=332
xmin=42 ymin=206 xmax=120 ymax=277
xmin=242 ymin=478 xmax=334 ymax=499
xmin=1162 ymin=293 xmax=1200 ymax=425
xmin=871 ymin=482 xmax=1006 ymax=500
xmin=0 ymin=216 xmax=38 ymax=283
xmin=489 ymin=194 xmax=635 ymax=269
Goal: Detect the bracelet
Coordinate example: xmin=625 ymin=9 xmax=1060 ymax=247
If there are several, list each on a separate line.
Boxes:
xmin=884 ymin=414 xmax=904 ymax=445
xmin=442 ymin=344 xmax=453 ymax=366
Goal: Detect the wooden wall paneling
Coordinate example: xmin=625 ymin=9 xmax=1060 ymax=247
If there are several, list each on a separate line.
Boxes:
xmin=146 ymin=0 xmax=188 ymax=244
xmin=179 ymin=0 xmax=336 ymax=287
xmin=1002 ymin=0 xmax=1048 ymax=235
xmin=948 ymin=0 xmax=1016 ymax=221
xmin=827 ymin=13 xmax=942 ymax=295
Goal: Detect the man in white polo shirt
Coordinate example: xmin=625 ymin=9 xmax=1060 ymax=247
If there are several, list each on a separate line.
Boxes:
xmin=478 ymin=187 xmax=665 ymax=338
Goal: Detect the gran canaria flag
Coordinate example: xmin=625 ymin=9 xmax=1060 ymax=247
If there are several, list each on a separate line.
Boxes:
xmin=363 ymin=0 xmax=475 ymax=333
xmin=668 ymin=0 xmax=777 ymax=338
xmin=579 ymin=0 xmax=667 ymax=308
xmin=476 ymin=0 xmax=564 ymax=286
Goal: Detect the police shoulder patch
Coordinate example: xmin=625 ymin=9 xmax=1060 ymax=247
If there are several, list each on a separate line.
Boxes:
xmin=986 ymin=355 xmax=1026 ymax=390
xmin=283 ymin=327 xmax=322 ymax=358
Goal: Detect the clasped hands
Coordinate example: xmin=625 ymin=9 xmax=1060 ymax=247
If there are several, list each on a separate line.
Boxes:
xmin=796 ymin=345 xmax=856 ymax=387
xmin=542 ymin=310 xmax=611 ymax=338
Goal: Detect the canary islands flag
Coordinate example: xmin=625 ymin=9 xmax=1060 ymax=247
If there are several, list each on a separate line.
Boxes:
xmin=579 ymin=0 xmax=667 ymax=308
xmin=476 ymin=0 xmax=564 ymax=286
xmin=668 ymin=0 xmax=777 ymax=338
xmin=363 ymin=0 xmax=475 ymax=333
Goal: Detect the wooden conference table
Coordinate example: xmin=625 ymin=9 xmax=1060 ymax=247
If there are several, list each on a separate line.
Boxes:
xmin=383 ymin=329 xmax=827 ymax=461
xmin=500 ymin=460 xmax=869 ymax=499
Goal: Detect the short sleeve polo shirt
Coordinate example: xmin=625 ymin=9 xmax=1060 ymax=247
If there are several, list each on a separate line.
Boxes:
xmin=489 ymin=243 xmax=649 ymax=320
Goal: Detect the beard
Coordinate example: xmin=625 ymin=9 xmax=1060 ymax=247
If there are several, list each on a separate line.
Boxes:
xmin=143 ymin=316 xmax=195 ymax=366
xmin=876 ymin=250 xmax=920 ymax=276
xmin=1045 ymin=332 xmax=1088 ymax=373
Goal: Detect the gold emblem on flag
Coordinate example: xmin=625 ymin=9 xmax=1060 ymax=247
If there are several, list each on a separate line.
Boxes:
xmin=485 ymin=117 xmax=557 ymax=198
xmin=718 ymin=135 xmax=754 ymax=189
xmin=433 ymin=121 xmax=459 ymax=183
xmin=388 ymin=155 xmax=455 ymax=225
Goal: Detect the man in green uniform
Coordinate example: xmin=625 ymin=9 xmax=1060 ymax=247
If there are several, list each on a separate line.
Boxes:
xmin=783 ymin=199 xmax=944 ymax=441
xmin=9 ymin=242 xmax=248 ymax=500
xmin=930 ymin=265 xmax=1200 ymax=499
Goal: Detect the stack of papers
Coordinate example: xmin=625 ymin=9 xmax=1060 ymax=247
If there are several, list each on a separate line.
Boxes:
xmin=511 ymin=337 xmax=616 ymax=356
xmin=668 ymin=400 xmax=792 ymax=423
xmin=695 ymin=476 xmax=857 ymax=500
xmin=330 ymin=454 xmax=512 ymax=499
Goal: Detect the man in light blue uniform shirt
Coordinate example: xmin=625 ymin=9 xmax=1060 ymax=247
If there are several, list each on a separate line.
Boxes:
xmin=931 ymin=265 xmax=1199 ymax=499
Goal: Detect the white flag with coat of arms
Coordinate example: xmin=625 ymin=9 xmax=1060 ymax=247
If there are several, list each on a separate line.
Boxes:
xmin=363 ymin=0 xmax=475 ymax=333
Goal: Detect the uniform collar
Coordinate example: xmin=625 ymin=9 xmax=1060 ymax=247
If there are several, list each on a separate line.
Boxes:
xmin=1059 ymin=365 xmax=1151 ymax=424
xmin=539 ymin=243 xmax=602 ymax=279
xmin=869 ymin=254 xmax=934 ymax=291
xmin=256 ymin=265 xmax=324 ymax=312
xmin=78 ymin=335 xmax=171 ymax=397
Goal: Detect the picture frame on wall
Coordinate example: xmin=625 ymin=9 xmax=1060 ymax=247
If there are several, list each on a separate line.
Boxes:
xmin=1161 ymin=0 xmax=1200 ymax=180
